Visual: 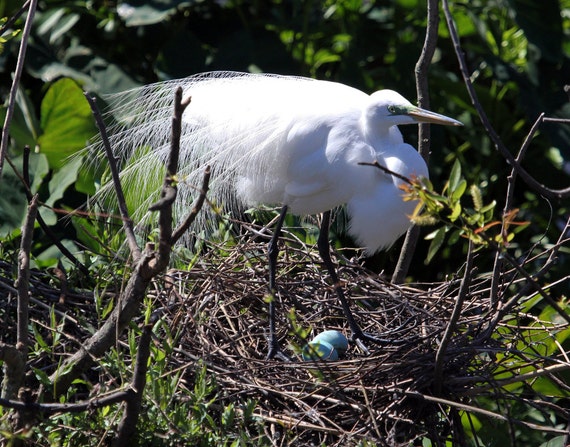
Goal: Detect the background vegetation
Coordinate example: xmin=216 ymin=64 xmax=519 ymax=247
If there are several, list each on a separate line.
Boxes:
xmin=0 ymin=0 xmax=569 ymax=445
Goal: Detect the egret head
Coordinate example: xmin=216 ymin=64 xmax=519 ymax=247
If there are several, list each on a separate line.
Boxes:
xmin=366 ymin=89 xmax=463 ymax=129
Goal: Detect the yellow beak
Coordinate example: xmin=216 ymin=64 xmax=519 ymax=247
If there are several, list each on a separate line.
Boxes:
xmin=408 ymin=108 xmax=463 ymax=126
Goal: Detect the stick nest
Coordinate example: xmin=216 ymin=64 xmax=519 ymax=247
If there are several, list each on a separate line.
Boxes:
xmin=150 ymin=236 xmax=569 ymax=446
xmin=2 ymin=233 xmax=567 ymax=446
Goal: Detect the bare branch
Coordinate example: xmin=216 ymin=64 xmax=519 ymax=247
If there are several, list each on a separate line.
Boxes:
xmin=0 ymin=0 xmax=37 ymax=177
xmin=434 ymin=240 xmax=475 ymax=394
xmin=392 ymin=0 xmax=440 ymax=284
xmin=84 ymin=92 xmax=142 ymax=261
xmin=442 ymin=0 xmax=570 ymax=200
xmin=113 ymin=324 xmax=153 ymax=446
xmin=16 ymin=194 xmax=38 ymax=356
xmin=171 ymin=166 xmax=211 ymax=244
xmin=153 ymin=88 xmax=190 ymax=266
xmin=49 ymin=87 xmax=204 ymax=398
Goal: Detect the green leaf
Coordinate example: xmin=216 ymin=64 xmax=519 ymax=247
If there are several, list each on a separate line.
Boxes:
xmin=479 ymin=200 xmax=497 ymax=214
xmin=32 ymin=367 xmax=51 ymax=387
xmin=36 ymin=8 xmax=67 ymax=37
xmin=0 ymin=89 xmax=41 ymax=150
xmin=448 ymin=159 xmax=462 ymax=193
xmin=425 ymin=226 xmax=446 ymax=264
xmin=0 ymin=153 xmax=49 ymax=235
xmin=46 ymin=156 xmax=82 ymax=207
xmin=49 ymin=12 xmax=80 ymax=44
xmin=119 ymin=1 xmax=193 ymax=27
xmin=34 ymin=239 xmax=79 ymax=270
xmin=531 ymin=376 xmax=566 ymax=398
xmin=539 ymin=436 xmax=567 ymax=447
xmin=451 ymin=178 xmax=467 ymax=202
xmin=37 ymin=78 xmax=97 ymax=169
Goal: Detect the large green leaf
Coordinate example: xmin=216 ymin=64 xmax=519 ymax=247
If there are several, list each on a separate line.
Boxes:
xmin=0 ymin=88 xmax=41 ymax=151
xmin=37 ymin=78 xmax=97 ymax=169
xmin=46 ymin=156 xmax=82 ymax=208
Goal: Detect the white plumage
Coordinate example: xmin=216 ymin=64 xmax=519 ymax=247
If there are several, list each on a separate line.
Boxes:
xmin=93 ymin=72 xmax=461 ymax=253
xmin=89 ymin=72 xmax=462 ymax=358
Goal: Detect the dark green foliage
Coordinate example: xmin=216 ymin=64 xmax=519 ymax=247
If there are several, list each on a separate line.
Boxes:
xmin=1 ymin=0 xmax=569 ymax=445
xmin=2 ymin=0 xmax=568 ymax=278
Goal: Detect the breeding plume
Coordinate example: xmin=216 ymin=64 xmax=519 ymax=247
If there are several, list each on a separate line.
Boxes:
xmin=92 ymin=72 xmax=462 ymax=359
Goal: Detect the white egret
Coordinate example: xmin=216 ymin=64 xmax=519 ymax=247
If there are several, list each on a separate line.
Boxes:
xmin=90 ymin=72 xmax=462 ymax=359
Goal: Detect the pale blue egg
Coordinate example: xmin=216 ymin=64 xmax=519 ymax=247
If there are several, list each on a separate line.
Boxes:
xmin=311 ymin=330 xmax=349 ymax=354
xmin=301 ymin=340 xmax=339 ymax=361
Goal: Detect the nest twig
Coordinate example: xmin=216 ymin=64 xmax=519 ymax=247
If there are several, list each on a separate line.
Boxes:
xmin=1 ymin=223 xmax=568 ymax=446
xmin=144 ymin=229 xmax=570 ymax=446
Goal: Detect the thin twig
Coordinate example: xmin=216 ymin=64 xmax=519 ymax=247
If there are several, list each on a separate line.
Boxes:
xmin=460 ymin=363 xmax=570 ymax=395
xmin=18 ymin=146 xmax=90 ymax=275
xmin=486 ymin=240 xmax=570 ymax=325
xmin=490 ymin=113 xmax=546 ymax=306
xmin=113 ymin=324 xmax=153 ymax=446
xmin=442 ymin=0 xmax=570 ymax=200
xmin=84 ymin=92 xmax=142 ymax=261
xmin=401 ymin=390 xmax=570 ymax=434
xmin=434 ymin=240 xmax=474 ymax=394
xmin=0 ymin=0 xmax=37 ymax=177
xmin=357 ymin=160 xmax=414 ymax=185
xmin=171 ymin=166 xmax=211 ymax=244
xmin=0 ymin=390 xmax=132 ymax=414
xmin=0 ymin=1 xmax=31 ymax=34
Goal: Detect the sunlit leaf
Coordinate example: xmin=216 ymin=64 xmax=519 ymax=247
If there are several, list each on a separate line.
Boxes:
xmin=37 ymin=78 xmax=97 ymax=169
xmin=448 ymin=159 xmax=462 ymax=193
xmin=451 ymin=178 xmax=467 ymax=202
xmin=426 ymin=226 xmax=446 ymax=264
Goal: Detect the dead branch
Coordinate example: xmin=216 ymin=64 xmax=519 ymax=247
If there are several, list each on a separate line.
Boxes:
xmin=0 ymin=0 xmax=37 ymax=178
xmin=48 ymin=89 xmax=210 ymax=398
xmin=434 ymin=240 xmax=474 ymax=394
xmin=113 ymin=324 xmax=153 ymax=446
xmin=442 ymin=0 xmax=570 ymax=200
xmin=16 ymin=194 xmax=37 ymax=357
xmin=0 ymin=195 xmax=38 ymax=402
xmin=0 ymin=344 xmax=25 ymax=401
xmin=392 ymin=0 xmax=441 ymax=285
xmin=84 ymin=92 xmax=142 ymax=261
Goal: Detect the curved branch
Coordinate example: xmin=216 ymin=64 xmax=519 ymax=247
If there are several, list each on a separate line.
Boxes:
xmin=0 ymin=0 xmax=38 ymax=177
xmin=442 ymin=0 xmax=570 ymax=200
xmin=84 ymin=93 xmax=142 ymax=261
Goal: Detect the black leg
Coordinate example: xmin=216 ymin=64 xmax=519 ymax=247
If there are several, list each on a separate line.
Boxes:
xmin=317 ymin=211 xmax=384 ymax=353
xmin=266 ymin=205 xmax=290 ymax=360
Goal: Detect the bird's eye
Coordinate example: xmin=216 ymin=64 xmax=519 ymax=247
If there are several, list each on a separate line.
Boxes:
xmin=387 ymin=105 xmax=397 ymax=114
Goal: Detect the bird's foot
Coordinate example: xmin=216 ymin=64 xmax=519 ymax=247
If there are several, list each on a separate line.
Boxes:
xmin=349 ymin=330 xmax=393 ymax=356
xmin=266 ymin=340 xmax=291 ymax=361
